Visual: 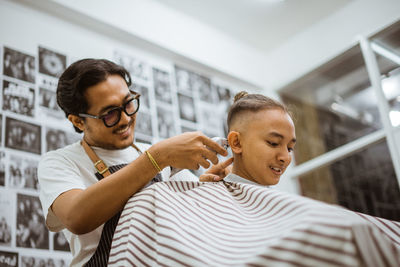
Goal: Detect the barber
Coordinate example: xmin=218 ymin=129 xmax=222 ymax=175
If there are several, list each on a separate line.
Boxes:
xmin=38 ymin=58 xmax=228 ymax=266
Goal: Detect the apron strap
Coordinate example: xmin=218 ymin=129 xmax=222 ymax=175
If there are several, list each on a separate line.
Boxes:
xmin=81 ymin=139 xmax=111 ymax=177
xmin=81 ymin=139 xmax=157 ymax=266
xmin=85 ymin=164 xmax=126 ymax=267
xmin=81 ymin=139 xmax=144 ymax=178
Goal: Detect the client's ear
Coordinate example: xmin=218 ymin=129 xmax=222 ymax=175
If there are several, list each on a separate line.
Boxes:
xmin=228 ymin=131 xmax=242 ymax=154
xmin=68 ymin=114 xmax=85 ymax=132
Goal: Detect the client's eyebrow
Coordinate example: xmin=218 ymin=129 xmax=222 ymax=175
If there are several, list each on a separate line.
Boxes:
xmin=268 ymin=132 xmax=297 ymax=144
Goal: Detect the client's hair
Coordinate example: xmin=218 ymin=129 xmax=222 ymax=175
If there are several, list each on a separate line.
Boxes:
xmin=227 ymin=91 xmax=290 ymax=130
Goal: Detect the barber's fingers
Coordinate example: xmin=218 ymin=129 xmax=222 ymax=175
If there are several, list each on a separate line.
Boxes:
xmin=201 ymin=147 xmax=220 ymax=165
xmin=197 ymin=154 xmax=211 ymax=169
xmin=218 ymin=157 xmax=234 ymax=169
xmin=201 ymin=136 xmax=228 ymax=156
xmin=199 ymin=174 xmax=223 ymax=182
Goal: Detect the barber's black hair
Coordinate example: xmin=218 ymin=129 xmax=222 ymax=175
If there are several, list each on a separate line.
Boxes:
xmin=56 ymin=58 xmax=132 ymax=133
xmin=227 ymin=91 xmax=291 ymax=130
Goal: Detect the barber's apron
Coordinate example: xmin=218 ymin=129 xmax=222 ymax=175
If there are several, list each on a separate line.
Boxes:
xmin=83 ymin=142 xmax=161 ymax=267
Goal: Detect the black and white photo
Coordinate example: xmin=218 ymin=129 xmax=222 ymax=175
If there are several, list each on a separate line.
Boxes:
xmin=54 ymin=232 xmax=70 ymax=252
xmin=39 ymin=87 xmax=63 ymax=118
xmin=3 ymin=47 xmax=35 ymax=84
xmin=157 ymin=106 xmax=175 ymax=139
xmin=46 ymin=127 xmax=79 ymax=152
xmin=0 ymin=114 xmax=2 ymax=143
xmin=175 ymin=65 xmax=192 ymax=93
xmin=0 ymin=152 xmax=5 ymax=187
xmin=114 ymin=50 xmax=149 ymax=81
xmin=2 ymin=80 xmax=35 ymax=117
xmin=134 ymin=136 xmax=152 ymax=145
xmin=0 ymin=217 xmax=11 ymax=246
xmin=21 ymin=255 xmax=68 ymax=267
xmin=153 ymin=68 xmax=172 ymax=104
xmin=16 ymin=194 xmax=49 ymax=249
xmin=178 ymin=93 xmax=196 ymax=122
xmin=133 ymin=84 xmax=150 ymax=109
xmin=215 ymin=84 xmax=233 ymax=104
xmin=0 ymin=251 xmax=17 ymax=267
xmin=38 ymin=75 xmax=58 ymax=89
xmin=199 ymin=104 xmax=224 ymax=134
xmin=0 ymin=192 xmax=15 ymax=248
xmin=181 ymin=125 xmax=197 ymax=133
xmin=5 ymin=117 xmax=41 ymax=154
xmin=135 ymin=111 xmax=153 ymax=137
xmin=38 ymin=46 xmax=67 ymax=78
xmin=9 ymin=154 xmax=39 ymax=190
xmin=214 ymin=85 xmax=234 ymax=135
xmin=192 ymin=73 xmax=214 ymax=103
xmin=0 ymin=191 xmax=13 ymax=247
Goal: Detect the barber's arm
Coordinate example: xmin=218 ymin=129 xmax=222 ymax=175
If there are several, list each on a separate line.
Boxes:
xmin=50 ymin=132 xmax=227 ymax=235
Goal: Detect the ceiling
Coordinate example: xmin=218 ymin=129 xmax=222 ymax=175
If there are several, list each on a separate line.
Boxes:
xmin=153 ymin=0 xmax=353 ymax=53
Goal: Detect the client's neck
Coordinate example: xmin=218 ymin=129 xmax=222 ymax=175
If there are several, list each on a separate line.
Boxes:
xmin=231 ymin=157 xmax=258 ymax=184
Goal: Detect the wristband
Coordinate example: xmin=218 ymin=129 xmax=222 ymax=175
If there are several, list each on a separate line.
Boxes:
xmin=145 ymin=150 xmax=162 ymax=172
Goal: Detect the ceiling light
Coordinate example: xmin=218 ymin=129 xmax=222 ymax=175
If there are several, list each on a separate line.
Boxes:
xmin=382 ymin=77 xmax=400 ymax=100
xmin=389 ymin=110 xmax=400 ymax=127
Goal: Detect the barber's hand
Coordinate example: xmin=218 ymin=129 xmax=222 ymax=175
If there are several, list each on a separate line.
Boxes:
xmin=199 ymin=157 xmax=233 ymax=182
xmin=150 ymin=132 xmax=228 ymax=170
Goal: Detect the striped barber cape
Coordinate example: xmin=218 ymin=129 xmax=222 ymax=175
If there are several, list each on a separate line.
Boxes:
xmin=108 ymin=181 xmax=400 ymax=266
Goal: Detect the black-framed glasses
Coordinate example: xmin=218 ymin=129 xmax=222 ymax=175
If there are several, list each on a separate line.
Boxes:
xmin=79 ymin=91 xmax=140 ymax=127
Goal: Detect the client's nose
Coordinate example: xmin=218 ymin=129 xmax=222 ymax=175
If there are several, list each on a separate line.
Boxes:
xmin=277 ymin=148 xmax=291 ymax=164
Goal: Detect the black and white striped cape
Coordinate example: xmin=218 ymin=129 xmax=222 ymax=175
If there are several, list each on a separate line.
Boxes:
xmin=108 ymin=181 xmax=400 ymax=267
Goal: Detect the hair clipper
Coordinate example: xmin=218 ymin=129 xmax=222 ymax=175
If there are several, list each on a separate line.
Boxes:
xmin=170 ymin=137 xmax=229 ymax=177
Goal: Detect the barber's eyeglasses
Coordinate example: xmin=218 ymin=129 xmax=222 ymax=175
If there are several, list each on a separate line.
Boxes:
xmin=79 ymin=91 xmax=140 ymax=127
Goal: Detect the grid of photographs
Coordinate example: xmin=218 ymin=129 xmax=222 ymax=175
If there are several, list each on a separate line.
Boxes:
xmin=0 ymin=45 xmax=237 ymax=264
xmin=0 ymin=45 xmax=73 ymax=265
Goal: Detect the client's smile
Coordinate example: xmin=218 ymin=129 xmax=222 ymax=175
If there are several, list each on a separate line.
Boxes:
xmin=270 ymin=166 xmax=284 ymax=174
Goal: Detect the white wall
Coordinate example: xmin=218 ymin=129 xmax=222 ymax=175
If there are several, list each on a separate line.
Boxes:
xmin=19 ymin=0 xmax=400 ymax=93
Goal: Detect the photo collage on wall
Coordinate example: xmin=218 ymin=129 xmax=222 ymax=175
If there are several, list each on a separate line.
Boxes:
xmin=0 ymin=45 xmax=238 ymax=265
xmin=114 ymin=50 xmax=236 ymax=145
xmin=0 ymin=45 xmax=75 ymax=266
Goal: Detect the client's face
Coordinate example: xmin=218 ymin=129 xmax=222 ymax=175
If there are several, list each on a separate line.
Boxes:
xmin=235 ymin=109 xmax=296 ymax=185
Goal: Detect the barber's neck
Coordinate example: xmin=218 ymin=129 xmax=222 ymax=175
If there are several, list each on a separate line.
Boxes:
xmin=82 ymin=134 xmax=133 ymax=150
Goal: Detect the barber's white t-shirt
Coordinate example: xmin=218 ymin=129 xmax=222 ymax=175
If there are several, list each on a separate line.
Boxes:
xmin=38 ymin=141 xmax=197 ymax=266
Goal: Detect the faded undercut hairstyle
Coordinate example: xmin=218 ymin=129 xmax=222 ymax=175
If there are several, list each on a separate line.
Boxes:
xmin=56 ymin=58 xmax=132 ymax=133
xmin=227 ymin=91 xmax=290 ymax=130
